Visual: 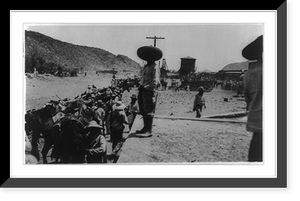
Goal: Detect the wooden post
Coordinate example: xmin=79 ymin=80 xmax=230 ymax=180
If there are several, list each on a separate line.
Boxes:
xmin=146 ymin=36 xmax=165 ymax=47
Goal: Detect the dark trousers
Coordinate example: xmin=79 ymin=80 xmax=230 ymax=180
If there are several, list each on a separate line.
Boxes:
xmin=248 ymin=131 xmax=263 ymax=162
xmin=111 ymin=129 xmax=124 ymax=150
xmin=195 ymin=105 xmax=203 ymax=118
xmin=138 ymin=90 xmax=154 ymax=116
xmin=86 ymin=150 xmax=107 ymax=163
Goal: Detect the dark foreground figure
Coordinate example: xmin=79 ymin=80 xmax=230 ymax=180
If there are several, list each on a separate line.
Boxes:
xmin=242 ymin=35 xmax=263 ymax=162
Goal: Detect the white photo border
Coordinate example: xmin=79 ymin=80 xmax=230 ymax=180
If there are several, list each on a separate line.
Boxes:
xmin=8 ymin=8 xmax=286 ymax=187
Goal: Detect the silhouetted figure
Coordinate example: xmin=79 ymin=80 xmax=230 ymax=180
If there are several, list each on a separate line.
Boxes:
xmin=242 ymin=35 xmax=263 ymax=162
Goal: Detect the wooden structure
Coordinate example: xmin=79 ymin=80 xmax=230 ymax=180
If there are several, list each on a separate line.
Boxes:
xmin=178 ymin=56 xmax=196 ymax=76
xmin=146 ymin=36 xmax=165 ymax=47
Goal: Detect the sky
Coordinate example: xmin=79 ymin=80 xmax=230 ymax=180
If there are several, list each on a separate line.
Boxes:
xmin=26 ymin=24 xmax=263 ymax=72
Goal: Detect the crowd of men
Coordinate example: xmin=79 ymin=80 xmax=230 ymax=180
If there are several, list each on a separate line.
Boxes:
xmin=25 ymin=76 xmax=139 ymax=164
xmin=77 ymin=81 xmax=139 ymax=137
xmin=217 ymin=80 xmax=244 ymax=95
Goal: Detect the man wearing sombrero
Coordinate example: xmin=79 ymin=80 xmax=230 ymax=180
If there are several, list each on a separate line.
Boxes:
xmin=242 ymin=35 xmax=263 ymax=162
xmin=136 ymin=46 xmax=162 ymax=136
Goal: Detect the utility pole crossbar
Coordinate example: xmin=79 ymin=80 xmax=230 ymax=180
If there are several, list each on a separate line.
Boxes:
xmin=146 ymin=36 xmax=165 ymax=47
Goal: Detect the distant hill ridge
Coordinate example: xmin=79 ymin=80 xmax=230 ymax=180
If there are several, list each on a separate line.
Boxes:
xmin=221 ymin=61 xmax=250 ymax=72
xmin=25 ymin=30 xmax=141 ymax=75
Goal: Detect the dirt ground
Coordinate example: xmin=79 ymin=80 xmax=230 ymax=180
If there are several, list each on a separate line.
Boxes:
xmin=155 ymin=88 xmax=246 ymax=118
xmin=25 ymin=73 xmax=251 ymax=163
xmin=26 ymin=73 xmax=115 ymax=111
xmin=119 ymin=118 xmax=251 ymax=163
xmin=152 ymin=120 xmax=250 ymax=162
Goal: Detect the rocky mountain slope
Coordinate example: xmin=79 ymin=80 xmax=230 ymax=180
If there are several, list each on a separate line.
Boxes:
xmin=25 ymin=30 xmax=141 ymax=75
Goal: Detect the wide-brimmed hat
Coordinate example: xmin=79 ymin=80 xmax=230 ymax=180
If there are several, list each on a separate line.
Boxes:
xmin=198 ymin=86 xmax=205 ymax=92
xmin=91 ymin=106 xmax=98 ymax=110
xmin=137 ymin=46 xmax=163 ymax=61
xmin=112 ymin=101 xmax=126 ymax=111
xmin=130 ymin=94 xmax=137 ymax=100
xmin=97 ymin=99 xmax=104 ymax=106
xmin=242 ymin=35 xmax=263 ymax=62
xmin=86 ymin=120 xmax=102 ymax=129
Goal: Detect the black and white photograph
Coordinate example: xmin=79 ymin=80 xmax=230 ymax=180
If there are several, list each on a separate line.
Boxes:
xmin=24 ymin=23 xmax=264 ymax=165
xmin=6 ymin=5 xmax=290 ymax=191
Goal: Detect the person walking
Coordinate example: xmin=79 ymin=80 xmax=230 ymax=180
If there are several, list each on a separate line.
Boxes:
xmin=135 ymin=46 xmax=162 ymax=137
xmin=193 ymin=86 xmax=206 ymax=118
xmin=242 ymin=35 xmax=263 ymax=162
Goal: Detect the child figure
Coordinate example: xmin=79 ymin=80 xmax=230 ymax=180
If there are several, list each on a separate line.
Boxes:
xmin=193 ymin=87 xmax=206 ymax=118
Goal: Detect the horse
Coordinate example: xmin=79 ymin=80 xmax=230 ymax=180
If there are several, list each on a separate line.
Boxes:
xmin=43 ymin=100 xmax=91 ymax=163
xmin=25 ymin=101 xmax=62 ymax=163
xmin=51 ymin=115 xmax=86 ymax=163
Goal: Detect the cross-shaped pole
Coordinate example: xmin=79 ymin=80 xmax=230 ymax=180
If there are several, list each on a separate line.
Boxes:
xmin=146 ymin=36 xmax=165 ymax=47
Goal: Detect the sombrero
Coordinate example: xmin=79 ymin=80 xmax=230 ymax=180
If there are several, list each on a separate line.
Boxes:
xmin=137 ymin=46 xmax=163 ymax=61
xmin=112 ymin=101 xmax=126 ymax=111
xmin=86 ymin=120 xmax=102 ymax=129
xmin=242 ymin=35 xmax=263 ymax=62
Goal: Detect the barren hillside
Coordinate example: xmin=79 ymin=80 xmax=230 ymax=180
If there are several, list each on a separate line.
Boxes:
xmin=25 ymin=30 xmax=141 ymax=74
